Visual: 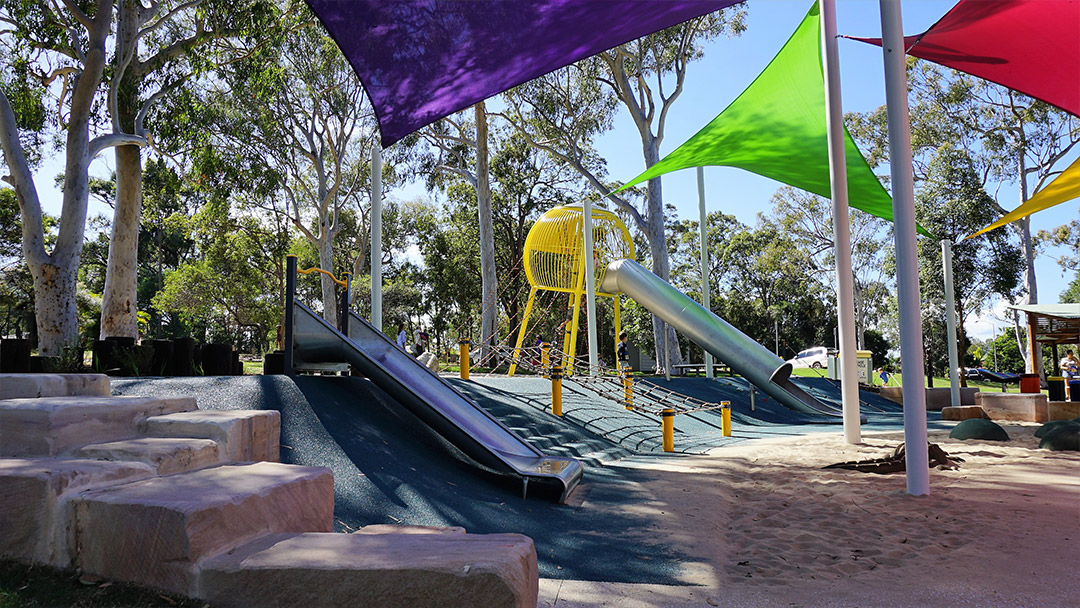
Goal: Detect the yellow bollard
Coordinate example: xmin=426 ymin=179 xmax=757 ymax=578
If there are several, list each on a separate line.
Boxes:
xmin=622 ymin=364 xmax=634 ymax=410
xmin=540 ymin=342 xmax=550 ymax=379
xmin=721 ymin=401 xmax=732 ymax=437
xmin=662 ymin=408 xmax=674 ymax=452
xmin=551 ymin=363 xmax=563 ymax=417
xmin=459 ymin=339 xmax=470 ymax=380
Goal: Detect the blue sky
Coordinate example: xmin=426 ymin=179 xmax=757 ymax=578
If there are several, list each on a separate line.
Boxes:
xmin=30 ymin=0 xmax=1076 ymax=340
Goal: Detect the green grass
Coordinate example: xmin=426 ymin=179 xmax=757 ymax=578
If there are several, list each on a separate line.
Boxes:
xmin=241 ymin=360 xmax=263 ymax=375
xmin=0 ymin=560 xmax=207 ymax=608
xmin=788 ymin=367 xmax=1037 ymax=394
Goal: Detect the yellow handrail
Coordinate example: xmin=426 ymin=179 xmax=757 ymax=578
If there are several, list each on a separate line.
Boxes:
xmin=297 ymin=266 xmax=348 ymax=288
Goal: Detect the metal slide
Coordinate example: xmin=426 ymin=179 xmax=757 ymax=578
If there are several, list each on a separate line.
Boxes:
xmin=601 ymin=259 xmax=844 ymax=418
xmin=290 ymin=302 xmax=583 ymax=503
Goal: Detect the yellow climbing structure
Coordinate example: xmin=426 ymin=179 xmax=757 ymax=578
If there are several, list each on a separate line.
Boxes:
xmin=509 ymin=203 xmax=634 ymax=376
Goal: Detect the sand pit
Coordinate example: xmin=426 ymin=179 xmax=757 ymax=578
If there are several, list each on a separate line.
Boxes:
xmin=540 ymin=423 xmax=1080 ymax=607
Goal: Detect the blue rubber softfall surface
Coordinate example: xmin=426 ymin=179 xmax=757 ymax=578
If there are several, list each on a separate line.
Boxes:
xmin=114 ymin=376 xmax=685 ymax=584
xmin=113 ymin=374 xmax=943 ymax=584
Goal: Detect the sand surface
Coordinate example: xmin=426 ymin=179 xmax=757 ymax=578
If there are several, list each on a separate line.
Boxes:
xmin=539 ymin=423 xmax=1079 ymax=607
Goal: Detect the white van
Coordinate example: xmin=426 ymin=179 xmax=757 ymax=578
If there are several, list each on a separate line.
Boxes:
xmin=787 ymin=346 xmax=833 ymax=369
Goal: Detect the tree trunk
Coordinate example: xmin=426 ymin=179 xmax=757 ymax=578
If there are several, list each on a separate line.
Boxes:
xmin=100 ymin=0 xmax=142 ymax=340
xmin=318 ymin=236 xmax=338 ymax=328
xmin=1014 ymin=152 xmax=1041 ymax=376
xmin=642 ymin=141 xmax=682 ymax=372
xmin=0 ymin=4 xmax=113 ymax=355
xmin=28 ymin=261 xmax=81 ymax=355
xmin=475 ymin=102 xmax=498 ymax=362
xmin=1017 ymin=216 xmax=1040 ymax=375
xmin=100 ymin=143 xmax=142 ymax=339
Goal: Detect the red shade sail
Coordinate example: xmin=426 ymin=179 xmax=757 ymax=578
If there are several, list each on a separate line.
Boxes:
xmin=851 ymin=0 xmax=1079 ymax=116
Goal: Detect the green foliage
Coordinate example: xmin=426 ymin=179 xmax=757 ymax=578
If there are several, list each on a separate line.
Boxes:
xmin=914 ymin=147 xmax=1022 ymax=376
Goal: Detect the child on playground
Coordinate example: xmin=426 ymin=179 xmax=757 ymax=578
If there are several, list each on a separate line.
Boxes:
xmin=876 ymin=367 xmax=890 ymax=386
xmin=617 ymin=331 xmax=630 ymax=372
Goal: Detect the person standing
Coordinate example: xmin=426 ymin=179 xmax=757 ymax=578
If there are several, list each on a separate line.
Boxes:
xmin=1061 ymin=350 xmax=1079 ymax=379
xmin=396 ymin=323 xmax=407 ymax=351
xmin=617 ymin=331 xmax=630 ymax=372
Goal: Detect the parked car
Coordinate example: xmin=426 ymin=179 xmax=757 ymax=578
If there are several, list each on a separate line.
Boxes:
xmin=787 ymin=346 xmax=837 ymax=369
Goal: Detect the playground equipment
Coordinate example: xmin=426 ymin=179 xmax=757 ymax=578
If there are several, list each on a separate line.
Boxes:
xmin=282 ymin=256 xmax=583 ymax=503
xmin=601 ymin=259 xmax=846 ymax=418
xmin=509 ymin=203 xmax=634 ymax=376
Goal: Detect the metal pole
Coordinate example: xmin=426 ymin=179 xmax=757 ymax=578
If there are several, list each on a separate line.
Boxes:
xmin=371 ymin=146 xmax=383 ymax=331
xmin=880 ymin=0 xmax=929 ymax=496
xmin=992 ymin=325 xmax=997 ymax=370
xmin=822 ymin=0 xmax=861 ymax=444
xmin=663 ymin=323 xmax=671 ymax=382
xmin=697 ymin=167 xmax=714 ymax=380
xmin=942 ymin=240 xmax=961 ymax=407
xmin=583 ymin=200 xmax=599 ymax=375
xmin=284 ymin=255 xmax=296 ymax=376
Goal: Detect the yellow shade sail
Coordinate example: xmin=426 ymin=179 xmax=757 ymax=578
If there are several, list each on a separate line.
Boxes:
xmin=967 ymin=155 xmax=1080 ymax=240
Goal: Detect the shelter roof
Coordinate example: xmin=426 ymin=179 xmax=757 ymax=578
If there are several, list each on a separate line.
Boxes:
xmin=1009 ymin=303 xmax=1080 ymax=345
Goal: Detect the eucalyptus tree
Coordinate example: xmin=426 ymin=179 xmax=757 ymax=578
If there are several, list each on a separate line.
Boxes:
xmin=767 ymin=187 xmax=892 ymax=349
xmin=1038 ymin=208 xmax=1080 ymax=304
xmin=98 ymin=0 xmax=278 ymax=340
xmin=848 ymin=60 xmax=1079 ymax=372
xmin=417 ymin=126 xmax=580 ymax=354
xmin=500 ymin=9 xmax=747 ymax=368
xmin=0 ymin=0 xmax=139 ymax=354
xmin=416 ymin=104 xmax=499 ymax=360
xmin=194 ymin=16 xmax=379 ymax=328
xmin=913 ymin=146 xmax=1022 ymax=379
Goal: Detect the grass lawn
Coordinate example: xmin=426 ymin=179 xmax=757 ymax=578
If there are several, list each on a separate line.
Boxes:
xmin=0 ymin=560 xmax=206 ymax=608
xmin=788 ymin=367 xmax=1036 ymax=394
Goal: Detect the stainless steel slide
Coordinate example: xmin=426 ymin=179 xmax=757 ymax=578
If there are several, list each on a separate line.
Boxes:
xmin=290 ymin=302 xmax=583 ymax=502
xmin=601 ymin=259 xmax=843 ymax=418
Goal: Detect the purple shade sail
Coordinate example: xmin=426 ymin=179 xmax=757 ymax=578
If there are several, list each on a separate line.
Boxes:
xmin=306 ymin=1 xmax=742 ymax=147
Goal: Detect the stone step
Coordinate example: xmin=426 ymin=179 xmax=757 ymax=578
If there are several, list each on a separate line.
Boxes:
xmin=0 ymin=373 xmax=110 ymax=400
xmin=142 ymin=410 xmax=280 ymax=463
xmin=70 ymin=461 xmax=333 ymax=596
xmin=0 ymin=395 xmax=197 ymax=457
xmin=198 ymin=531 xmax=538 ymax=608
xmin=0 ymin=458 xmax=155 ymax=566
xmin=75 ymin=437 xmax=221 ymax=475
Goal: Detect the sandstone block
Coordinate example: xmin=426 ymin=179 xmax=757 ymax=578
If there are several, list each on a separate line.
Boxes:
xmin=198 ymin=531 xmax=538 ymax=608
xmin=975 ymin=392 xmax=1049 ymax=422
xmin=143 ymin=410 xmax=280 ymax=463
xmin=71 ymin=462 xmax=333 ymax=596
xmin=75 ymin=437 xmax=221 ymax=475
xmin=941 ymin=406 xmax=989 ymax=421
xmin=0 ymin=373 xmax=110 ymax=400
xmin=1048 ymin=401 xmax=1080 ymax=421
xmin=355 ymin=524 xmax=466 ymax=535
xmin=881 ymin=386 xmax=978 ymax=409
xmin=0 ymin=395 xmax=196 ymax=457
xmin=0 ymin=458 xmax=154 ymax=565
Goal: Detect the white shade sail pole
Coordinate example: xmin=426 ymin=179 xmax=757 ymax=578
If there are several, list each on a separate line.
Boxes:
xmin=583 ymin=198 xmax=599 ymax=375
xmin=821 ymin=0 xmax=861 ymax=444
xmin=371 ymin=145 xmax=383 ymax=331
xmin=697 ymin=167 xmax=714 ymax=380
xmin=880 ymin=0 xmax=930 ymax=496
xmin=943 ymin=239 xmax=961 ymax=407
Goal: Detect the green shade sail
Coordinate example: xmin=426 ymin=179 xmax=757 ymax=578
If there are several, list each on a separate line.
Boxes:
xmin=620 ymin=2 xmax=904 ymax=230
